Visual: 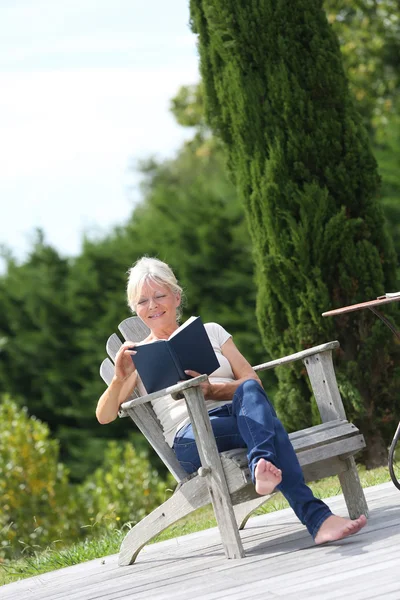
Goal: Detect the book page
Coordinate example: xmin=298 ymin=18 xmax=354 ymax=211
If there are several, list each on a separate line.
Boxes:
xmin=168 ymin=315 xmax=198 ymax=339
xmin=168 ymin=315 xmax=219 ymax=378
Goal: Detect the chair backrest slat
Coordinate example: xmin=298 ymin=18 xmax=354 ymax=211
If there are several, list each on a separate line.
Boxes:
xmin=127 ymin=403 xmax=188 ymax=481
xmin=106 ymin=333 xmax=123 ymax=361
xmin=100 ymin=358 xmax=139 ymax=409
xmin=100 ymin=358 xmax=115 ymax=385
xmin=100 ymin=316 xmax=188 ymax=483
xmin=118 ymin=317 xmax=150 ymax=343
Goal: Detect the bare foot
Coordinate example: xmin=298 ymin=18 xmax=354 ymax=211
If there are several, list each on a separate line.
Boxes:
xmin=254 ymin=458 xmax=282 ymax=495
xmin=314 ymin=514 xmax=367 ymax=544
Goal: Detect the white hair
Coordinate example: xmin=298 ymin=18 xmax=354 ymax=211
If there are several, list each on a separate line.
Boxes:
xmin=127 ymin=257 xmax=183 ymax=317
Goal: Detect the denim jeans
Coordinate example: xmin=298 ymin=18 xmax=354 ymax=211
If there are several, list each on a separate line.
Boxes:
xmin=173 ymin=379 xmax=332 ymax=538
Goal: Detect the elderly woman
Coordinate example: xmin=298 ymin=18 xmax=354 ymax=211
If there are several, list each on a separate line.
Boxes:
xmin=96 ymin=257 xmax=366 ymax=544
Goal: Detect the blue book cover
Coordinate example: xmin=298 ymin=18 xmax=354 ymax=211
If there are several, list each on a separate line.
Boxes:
xmin=132 ymin=316 xmax=220 ymax=394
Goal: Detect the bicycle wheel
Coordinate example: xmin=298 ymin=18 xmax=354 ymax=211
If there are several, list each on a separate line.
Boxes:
xmin=388 ymin=422 xmax=400 ymax=491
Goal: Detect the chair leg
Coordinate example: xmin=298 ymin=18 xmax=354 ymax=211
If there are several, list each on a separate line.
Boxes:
xmin=183 ymin=387 xmax=245 ymax=559
xmin=119 ymin=476 xmax=210 ymax=566
xmin=338 ymin=456 xmax=369 ymax=519
xmin=233 ymin=495 xmax=273 ymax=530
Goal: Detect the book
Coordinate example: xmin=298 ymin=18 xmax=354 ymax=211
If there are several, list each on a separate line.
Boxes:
xmin=132 ymin=316 xmax=220 ymax=394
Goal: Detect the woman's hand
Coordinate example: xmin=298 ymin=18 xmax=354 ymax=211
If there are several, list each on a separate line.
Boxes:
xmin=97 ymin=344 xmax=138 ymax=424
xmin=184 ymin=370 xmax=213 ymax=399
xmin=114 ymin=342 xmax=137 ymax=382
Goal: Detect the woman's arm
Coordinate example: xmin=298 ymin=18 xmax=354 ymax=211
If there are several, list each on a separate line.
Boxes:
xmin=185 ymin=337 xmax=261 ymax=400
xmin=96 ymin=370 xmax=139 ymax=424
xmin=96 ymin=342 xmax=138 ymax=424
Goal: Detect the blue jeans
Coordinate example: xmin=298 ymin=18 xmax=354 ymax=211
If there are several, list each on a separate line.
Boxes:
xmin=173 ymin=379 xmax=332 ymax=538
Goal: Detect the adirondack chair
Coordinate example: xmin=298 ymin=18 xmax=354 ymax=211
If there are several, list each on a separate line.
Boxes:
xmin=100 ymin=316 xmax=368 ymax=566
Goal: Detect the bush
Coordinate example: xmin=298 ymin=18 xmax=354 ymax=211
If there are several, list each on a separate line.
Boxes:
xmin=78 ymin=441 xmax=173 ymax=529
xmin=0 ymin=399 xmax=172 ymax=560
xmin=0 ymin=397 xmax=79 ymax=558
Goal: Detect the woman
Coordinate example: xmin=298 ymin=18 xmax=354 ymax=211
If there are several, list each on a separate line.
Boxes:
xmin=96 ymin=257 xmax=367 ymax=544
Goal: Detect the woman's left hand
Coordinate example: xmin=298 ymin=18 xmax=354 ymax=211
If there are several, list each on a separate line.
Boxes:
xmin=184 ymin=370 xmax=213 ymax=399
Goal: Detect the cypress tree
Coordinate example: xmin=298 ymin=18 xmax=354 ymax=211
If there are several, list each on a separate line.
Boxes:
xmin=190 ymin=0 xmax=399 ymax=466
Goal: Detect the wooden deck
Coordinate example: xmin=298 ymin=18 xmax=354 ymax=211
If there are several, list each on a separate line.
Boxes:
xmin=2 ymin=482 xmax=400 ymax=600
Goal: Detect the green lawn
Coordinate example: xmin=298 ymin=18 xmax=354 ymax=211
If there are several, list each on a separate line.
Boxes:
xmin=0 ymin=465 xmax=393 ymax=587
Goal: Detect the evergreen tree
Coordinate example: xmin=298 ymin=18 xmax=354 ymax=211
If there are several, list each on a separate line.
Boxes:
xmin=63 ymin=234 xmax=137 ymax=479
xmin=0 ymin=232 xmax=77 ymax=430
xmin=375 ymin=115 xmax=400 ymax=263
xmin=190 ymin=0 xmax=399 ymax=466
xmin=325 ymin=0 xmax=400 ymax=137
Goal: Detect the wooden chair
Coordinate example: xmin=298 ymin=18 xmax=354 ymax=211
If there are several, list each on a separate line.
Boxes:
xmin=100 ymin=316 xmax=368 ymax=566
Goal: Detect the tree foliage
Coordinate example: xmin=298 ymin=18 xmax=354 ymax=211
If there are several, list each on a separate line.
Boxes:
xmin=325 ymin=0 xmax=400 ymax=136
xmin=190 ymin=0 xmax=399 ymax=466
xmin=0 ymin=234 xmax=76 ymax=429
xmin=375 ymin=115 xmax=400 ymax=260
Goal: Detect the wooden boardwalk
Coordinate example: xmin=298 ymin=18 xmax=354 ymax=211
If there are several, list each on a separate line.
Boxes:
xmin=2 ymin=482 xmax=400 ymax=600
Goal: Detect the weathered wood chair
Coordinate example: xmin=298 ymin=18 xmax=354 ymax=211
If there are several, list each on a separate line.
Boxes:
xmin=100 ymin=317 xmax=368 ymax=566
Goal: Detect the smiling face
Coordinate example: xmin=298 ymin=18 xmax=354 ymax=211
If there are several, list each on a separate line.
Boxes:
xmin=135 ymin=279 xmax=181 ymax=337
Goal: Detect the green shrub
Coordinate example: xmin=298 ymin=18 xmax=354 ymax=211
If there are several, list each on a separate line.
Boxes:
xmin=0 ymin=397 xmax=79 ymax=558
xmin=0 ymin=399 xmax=172 ymax=560
xmin=78 ymin=441 xmax=173 ymax=529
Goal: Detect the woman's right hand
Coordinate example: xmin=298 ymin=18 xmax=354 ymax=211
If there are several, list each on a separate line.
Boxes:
xmin=114 ymin=341 xmax=137 ymax=382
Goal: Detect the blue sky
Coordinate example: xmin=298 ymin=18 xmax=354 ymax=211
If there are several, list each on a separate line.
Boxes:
xmin=0 ymin=0 xmax=199 ymax=265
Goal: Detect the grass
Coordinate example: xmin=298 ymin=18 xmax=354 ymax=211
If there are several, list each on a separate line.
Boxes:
xmin=0 ymin=465 xmax=393 ymax=587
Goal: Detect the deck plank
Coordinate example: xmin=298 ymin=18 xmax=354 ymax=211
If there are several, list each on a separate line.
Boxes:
xmin=2 ymin=482 xmax=400 ymax=600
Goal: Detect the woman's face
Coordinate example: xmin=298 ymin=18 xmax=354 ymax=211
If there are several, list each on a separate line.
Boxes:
xmin=135 ymin=279 xmax=180 ymax=332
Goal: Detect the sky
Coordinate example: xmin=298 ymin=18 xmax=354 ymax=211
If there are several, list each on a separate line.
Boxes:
xmin=0 ymin=0 xmax=199 ymax=266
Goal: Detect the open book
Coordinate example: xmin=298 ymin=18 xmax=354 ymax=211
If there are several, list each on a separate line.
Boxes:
xmin=132 ymin=316 xmax=220 ymax=394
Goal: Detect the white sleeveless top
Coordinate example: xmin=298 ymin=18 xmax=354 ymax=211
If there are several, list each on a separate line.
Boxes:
xmin=150 ymin=322 xmax=234 ymax=447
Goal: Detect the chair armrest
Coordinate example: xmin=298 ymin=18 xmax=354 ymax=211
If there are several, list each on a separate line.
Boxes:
xmin=253 ymin=340 xmax=345 ymax=423
xmin=253 ymin=341 xmax=339 ymax=372
xmin=119 ymin=374 xmax=208 ymax=415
